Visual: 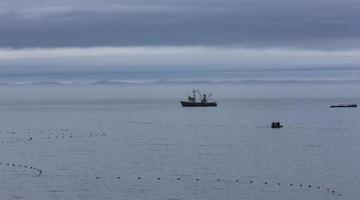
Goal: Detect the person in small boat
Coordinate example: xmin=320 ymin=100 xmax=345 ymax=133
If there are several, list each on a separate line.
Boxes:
xmin=271 ymin=121 xmax=282 ymax=128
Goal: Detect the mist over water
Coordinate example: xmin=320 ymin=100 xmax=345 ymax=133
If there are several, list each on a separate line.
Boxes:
xmin=0 ymin=70 xmax=359 ymax=100
xmin=0 ymin=69 xmax=359 ymax=99
xmin=1 ymin=69 xmax=360 ymax=86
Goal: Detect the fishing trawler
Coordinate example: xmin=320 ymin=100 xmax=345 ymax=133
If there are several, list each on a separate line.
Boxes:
xmin=180 ymin=90 xmax=217 ymax=107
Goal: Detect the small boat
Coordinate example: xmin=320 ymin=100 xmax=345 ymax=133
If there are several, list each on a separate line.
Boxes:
xmin=330 ymin=104 xmax=357 ymax=108
xmin=180 ymin=90 xmax=217 ymax=107
xmin=271 ymin=122 xmax=283 ymax=129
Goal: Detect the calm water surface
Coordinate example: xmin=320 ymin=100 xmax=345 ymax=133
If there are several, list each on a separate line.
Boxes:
xmin=0 ymin=97 xmax=359 ymax=200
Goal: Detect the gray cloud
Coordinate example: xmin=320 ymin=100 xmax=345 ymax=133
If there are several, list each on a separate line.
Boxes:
xmin=0 ymin=0 xmax=360 ymax=49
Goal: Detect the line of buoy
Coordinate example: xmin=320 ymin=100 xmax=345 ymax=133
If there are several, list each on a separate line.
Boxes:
xmin=0 ymin=138 xmax=33 ymax=144
xmin=0 ymin=128 xmax=108 ymax=138
xmin=41 ymin=132 xmax=106 ymax=140
xmin=1 ymin=128 xmax=73 ymax=136
xmin=92 ymin=176 xmax=341 ymax=196
xmin=0 ymin=161 xmax=43 ymax=175
xmin=0 ymin=132 xmax=107 ymax=145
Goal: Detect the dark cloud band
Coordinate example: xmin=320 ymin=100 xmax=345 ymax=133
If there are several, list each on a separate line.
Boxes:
xmin=0 ymin=0 xmax=359 ymax=49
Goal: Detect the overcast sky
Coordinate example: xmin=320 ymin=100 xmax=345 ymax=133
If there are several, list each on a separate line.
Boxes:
xmin=0 ymin=0 xmax=360 ymax=74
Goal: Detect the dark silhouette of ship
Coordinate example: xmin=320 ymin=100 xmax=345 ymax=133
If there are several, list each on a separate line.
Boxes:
xmin=330 ymin=104 xmax=357 ymax=108
xmin=180 ymin=90 xmax=217 ymax=107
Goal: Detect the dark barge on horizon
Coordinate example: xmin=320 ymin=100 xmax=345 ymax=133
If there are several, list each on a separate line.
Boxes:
xmin=180 ymin=90 xmax=217 ymax=107
xmin=330 ymin=104 xmax=357 ymax=108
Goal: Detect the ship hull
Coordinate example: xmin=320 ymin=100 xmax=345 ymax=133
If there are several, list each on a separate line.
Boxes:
xmin=330 ymin=104 xmax=357 ymax=108
xmin=180 ymin=101 xmax=217 ymax=107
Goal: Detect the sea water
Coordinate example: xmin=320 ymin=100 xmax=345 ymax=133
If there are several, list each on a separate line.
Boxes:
xmin=0 ymin=84 xmax=359 ymax=200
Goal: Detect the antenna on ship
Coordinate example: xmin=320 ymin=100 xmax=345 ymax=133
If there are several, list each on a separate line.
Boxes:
xmin=192 ymin=90 xmax=197 ymax=100
xmin=196 ymin=90 xmax=203 ymax=98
